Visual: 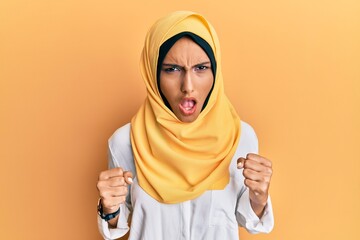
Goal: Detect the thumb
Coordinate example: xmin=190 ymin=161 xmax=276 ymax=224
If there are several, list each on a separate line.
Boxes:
xmin=123 ymin=171 xmax=133 ymax=184
xmin=237 ymin=157 xmax=245 ymax=169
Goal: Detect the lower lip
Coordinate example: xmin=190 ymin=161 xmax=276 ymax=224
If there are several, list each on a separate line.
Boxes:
xmin=179 ymin=104 xmax=197 ymax=116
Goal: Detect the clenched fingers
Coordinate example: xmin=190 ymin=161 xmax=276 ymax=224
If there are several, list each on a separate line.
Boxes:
xmin=238 ymin=159 xmax=272 ymax=176
xmin=246 ymin=153 xmax=272 ymax=168
xmin=99 ymin=167 xmax=124 ymax=180
xmin=98 ymin=185 xmax=128 ymax=198
xmin=237 ymin=154 xmax=273 ymax=204
xmin=97 ymin=167 xmax=133 ymax=212
xmin=243 ymin=168 xmax=271 ymax=183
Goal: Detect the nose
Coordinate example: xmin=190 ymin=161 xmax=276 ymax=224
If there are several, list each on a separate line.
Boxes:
xmin=181 ymin=70 xmax=194 ymax=94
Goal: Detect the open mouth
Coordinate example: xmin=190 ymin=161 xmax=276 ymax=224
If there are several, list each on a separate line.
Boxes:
xmin=179 ymin=98 xmax=197 ymax=115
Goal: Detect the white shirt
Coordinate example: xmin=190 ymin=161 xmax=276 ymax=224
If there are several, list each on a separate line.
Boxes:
xmin=98 ymin=121 xmax=274 ymax=240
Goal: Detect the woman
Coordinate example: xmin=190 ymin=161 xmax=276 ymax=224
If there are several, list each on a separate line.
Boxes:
xmin=97 ymin=11 xmax=274 ymax=240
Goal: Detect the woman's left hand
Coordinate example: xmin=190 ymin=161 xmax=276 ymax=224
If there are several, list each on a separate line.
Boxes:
xmin=237 ymin=153 xmax=273 ymax=218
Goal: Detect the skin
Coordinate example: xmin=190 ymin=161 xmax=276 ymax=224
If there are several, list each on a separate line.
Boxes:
xmin=159 ymin=37 xmax=214 ymax=123
xmin=237 ymin=154 xmax=273 ymax=217
xmin=96 ymin=37 xmax=273 ymax=228
xmin=97 ymin=168 xmax=133 ymax=227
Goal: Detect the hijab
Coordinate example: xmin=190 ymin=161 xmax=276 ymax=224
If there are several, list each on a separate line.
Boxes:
xmin=130 ymin=11 xmax=241 ymax=204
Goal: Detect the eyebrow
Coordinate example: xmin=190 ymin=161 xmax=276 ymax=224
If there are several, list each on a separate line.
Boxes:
xmin=162 ymin=61 xmax=211 ymax=68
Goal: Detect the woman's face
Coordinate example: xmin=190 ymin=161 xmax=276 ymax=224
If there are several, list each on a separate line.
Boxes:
xmin=159 ymin=37 xmax=214 ymax=123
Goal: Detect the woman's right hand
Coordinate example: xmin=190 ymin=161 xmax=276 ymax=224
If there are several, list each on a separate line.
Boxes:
xmin=97 ymin=167 xmax=133 ymax=214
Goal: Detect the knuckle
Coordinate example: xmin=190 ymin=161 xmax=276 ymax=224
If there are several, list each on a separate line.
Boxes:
xmin=97 ymin=181 xmax=109 ymax=191
xmin=99 ymin=171 xmax=106 ymax=180
xmin=96 ymin=181 xmax=102 ymax=191
xmin=116 ymin=167 xmax=124 ymax=176
xmin=243 ymin=160 xmax=249 ymax=168
xmin=99 ymin=190 xmax=109 ymax=199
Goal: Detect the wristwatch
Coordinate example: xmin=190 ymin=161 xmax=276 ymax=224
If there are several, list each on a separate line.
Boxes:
xmin=97 ymin=198 xmax=120 ymax=221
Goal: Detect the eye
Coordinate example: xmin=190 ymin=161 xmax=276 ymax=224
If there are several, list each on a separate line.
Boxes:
xmin=195 ymin=65 xmax=210 ymax=71
xmin=163 ymin=66 xmax=181 ymax=73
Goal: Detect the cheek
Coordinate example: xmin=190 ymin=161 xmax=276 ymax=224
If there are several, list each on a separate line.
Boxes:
xmin=199 ymin=75 xmax=214 ymax=98
xmin=160 ymin=76 xmax=177 ymax=101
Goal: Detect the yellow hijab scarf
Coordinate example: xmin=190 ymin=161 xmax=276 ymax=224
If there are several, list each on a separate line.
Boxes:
xmin=130 ymin=11 xmax=240 ymax=204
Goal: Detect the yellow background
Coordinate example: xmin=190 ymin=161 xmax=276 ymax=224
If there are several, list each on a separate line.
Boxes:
xmin=1 ymin=1 xmax=359 ymax=239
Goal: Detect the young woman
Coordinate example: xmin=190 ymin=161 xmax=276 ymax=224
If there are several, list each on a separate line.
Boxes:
xmin=97 ymin=11 xmax=274 ymax=240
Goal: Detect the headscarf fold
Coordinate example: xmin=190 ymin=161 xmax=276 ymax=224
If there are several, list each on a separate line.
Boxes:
xmin=130 ymin=11 xmax=241 ymax=204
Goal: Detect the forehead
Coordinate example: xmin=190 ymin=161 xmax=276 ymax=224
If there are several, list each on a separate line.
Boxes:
xmin=164 ymin=37 xmax=209 ymax=61
xmin=169 ymin=36 xmax=200 ymax=50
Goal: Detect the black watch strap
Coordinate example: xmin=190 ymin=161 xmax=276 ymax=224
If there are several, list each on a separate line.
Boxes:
xmin=97 ymin=198 xmax=120 ymax=221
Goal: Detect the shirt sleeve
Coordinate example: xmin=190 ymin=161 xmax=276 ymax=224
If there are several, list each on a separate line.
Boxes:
xmin=236 ymin=188 xmax=274 ymax=234
xmin=97 ymin=203 xmax=131 ymax=239
xmin=97 ymin=124 xmax=134 ymax=239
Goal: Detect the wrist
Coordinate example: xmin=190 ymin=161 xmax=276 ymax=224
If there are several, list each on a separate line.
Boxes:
xmin=97 ymin=198 xmax=120 ymax=221
xmin=250 ymin=199 xmax=266 ymax=218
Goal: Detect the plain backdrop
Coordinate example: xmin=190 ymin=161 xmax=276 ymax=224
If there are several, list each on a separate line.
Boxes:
xmin=1 ymin=0 xmax=359 ymax=239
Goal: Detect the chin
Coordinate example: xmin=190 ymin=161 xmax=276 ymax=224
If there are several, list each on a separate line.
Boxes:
xmin=178 ymin=114 xmax=199 ymax=123
xmin=181 ymin=118 xmax=195 ymax=123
